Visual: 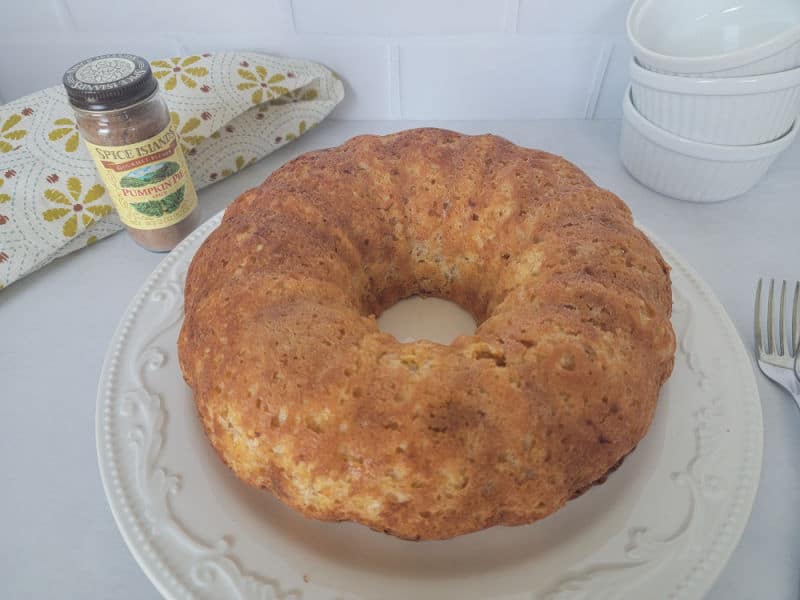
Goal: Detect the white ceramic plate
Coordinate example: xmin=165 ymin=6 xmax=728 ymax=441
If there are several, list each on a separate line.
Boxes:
xmin=97 ymin=212 xmax=762 ymax=600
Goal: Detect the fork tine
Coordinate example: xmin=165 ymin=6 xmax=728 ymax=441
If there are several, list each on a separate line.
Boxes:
xmin=779 ymin=280 xmax=787 ymax=355
xmin=793 ymin=281 xmax=800 ymax=356
xmin=767 ymin=279 xmax=775 ymax=354
xmin=755 ymin=278 xmax=763 ymax=354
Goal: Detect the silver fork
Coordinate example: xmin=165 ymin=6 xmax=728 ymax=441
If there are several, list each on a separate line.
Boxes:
xmin=796 ymin=347 xmax=800 ymax=383
xmin=754 ymin=278 xmax=800 ymax=404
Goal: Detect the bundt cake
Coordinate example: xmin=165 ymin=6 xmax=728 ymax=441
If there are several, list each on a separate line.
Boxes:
xmin=178 ymin=128 xmax=676 ymax=540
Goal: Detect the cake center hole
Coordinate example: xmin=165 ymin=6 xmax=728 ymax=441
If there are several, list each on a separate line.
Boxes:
xmin=377 ymin=296 xmax=477 ymax=345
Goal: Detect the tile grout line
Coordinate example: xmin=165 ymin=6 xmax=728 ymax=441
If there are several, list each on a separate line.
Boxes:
xmin=585 ymin=40 xmax=614 ymax=119
xmin=282 ymin=0 xmax=297 ymax=32
xmin=389 ymin=43 xmax=401 ymax=120
xmin=504 ymin=0 xmax=520 ymax=34
xmin=54 ymin=0 xmax=77 ymax=32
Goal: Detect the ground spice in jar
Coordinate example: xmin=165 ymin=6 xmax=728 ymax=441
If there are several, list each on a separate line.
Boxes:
xmin=63 ymin=54 xmax=200 ymax=252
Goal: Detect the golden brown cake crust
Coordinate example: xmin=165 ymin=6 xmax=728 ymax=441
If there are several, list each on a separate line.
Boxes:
xmin=178 ymin=128 xmax=676 ymax=540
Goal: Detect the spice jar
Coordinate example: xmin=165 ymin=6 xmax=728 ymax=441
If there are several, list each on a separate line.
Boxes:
xmin=63 ymin=53 xmax=200 ymax=252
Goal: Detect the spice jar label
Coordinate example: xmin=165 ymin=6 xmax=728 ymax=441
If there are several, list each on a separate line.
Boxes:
xmin=83 ymin=126 xmax=198 ymax=230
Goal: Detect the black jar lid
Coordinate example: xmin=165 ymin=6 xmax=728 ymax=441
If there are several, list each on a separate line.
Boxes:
xmin=63 ymin=53 xmax=157 ymax=111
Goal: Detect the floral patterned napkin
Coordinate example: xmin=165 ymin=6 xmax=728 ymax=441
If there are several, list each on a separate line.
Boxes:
xmin=0 ymin=51 xmax=344 ymax=290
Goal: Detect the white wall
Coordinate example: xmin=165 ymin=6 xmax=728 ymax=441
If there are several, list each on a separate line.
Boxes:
xmin=0 ymin=0 xmax=633 ymax=120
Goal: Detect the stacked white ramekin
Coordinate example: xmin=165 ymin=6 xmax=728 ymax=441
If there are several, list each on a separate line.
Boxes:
xmin=621 ymin=0 xmax=800 ymax=202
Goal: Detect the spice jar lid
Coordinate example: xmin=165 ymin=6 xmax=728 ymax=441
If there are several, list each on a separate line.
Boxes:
xmin=63 ymin=53 xmax=158 ymax=111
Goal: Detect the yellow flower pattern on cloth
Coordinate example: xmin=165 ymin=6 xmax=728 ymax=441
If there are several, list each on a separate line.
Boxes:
xmin=170 ymin=112 xmax=206 ymax=153
xmin=284 ymin=120 xmax=312 ymax=142
xmin=0 ymin=52 xmax=344 ymax=290
xmin=209 ymin=155 xmax=257 ymax=181
xmin=48 ymin=118 xmax=80 ymax=152
xmin=221 ymin=155 xmax=254 ymax=178
xmin=42 ymin=177 xmax=112 ymax=238
xmin=151 ymin=56 xmax=209 ymax=91
xmin=237 ymin=61 xmax=289 ymax=105
xmin=269 ymin=86 xmax=318 ymax=107
xmin=0 ymin=113 xmax=28 ymax=153
xmin=0 ymin=177 xmax=9 ymax=230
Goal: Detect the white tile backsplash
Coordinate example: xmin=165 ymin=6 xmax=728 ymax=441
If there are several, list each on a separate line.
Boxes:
xmin=0 ymin=35 xmax=181 ymax=103
xmin=178 ymin=33 xmax=392 ymax=120
xmin=65 ymin=0 xmax=293 ymax=33
xmin=594 ymin=36 xmax=632 ymax=119
xmin=0 ymin=0 xmax=67 ymax=32
xmin=399 ymin=37 xmax=606 ymax=119
xmin=518 ymin=0 xmax=632 ymax=34
xmin=292 ymin=0 xmax=510 ymax=35
xmin=0 ymin=0 xmax=632 ymax=121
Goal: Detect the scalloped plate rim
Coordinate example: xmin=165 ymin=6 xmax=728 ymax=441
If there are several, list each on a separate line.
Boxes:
xmin=95 ymin=210 xmax=763 ymax=600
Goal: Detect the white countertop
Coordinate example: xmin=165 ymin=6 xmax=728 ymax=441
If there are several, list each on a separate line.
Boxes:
xmin=1 ymin=119 xmax=798 ymax=599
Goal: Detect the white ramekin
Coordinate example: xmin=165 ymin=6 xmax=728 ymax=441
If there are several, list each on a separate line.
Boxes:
xmin=620 ymin=87 xmax=798 ymax=202
xmin=630 ymin=59 xmax=800 ymax=145
xmin=628 ymin=0 xmax=800 ymax=76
